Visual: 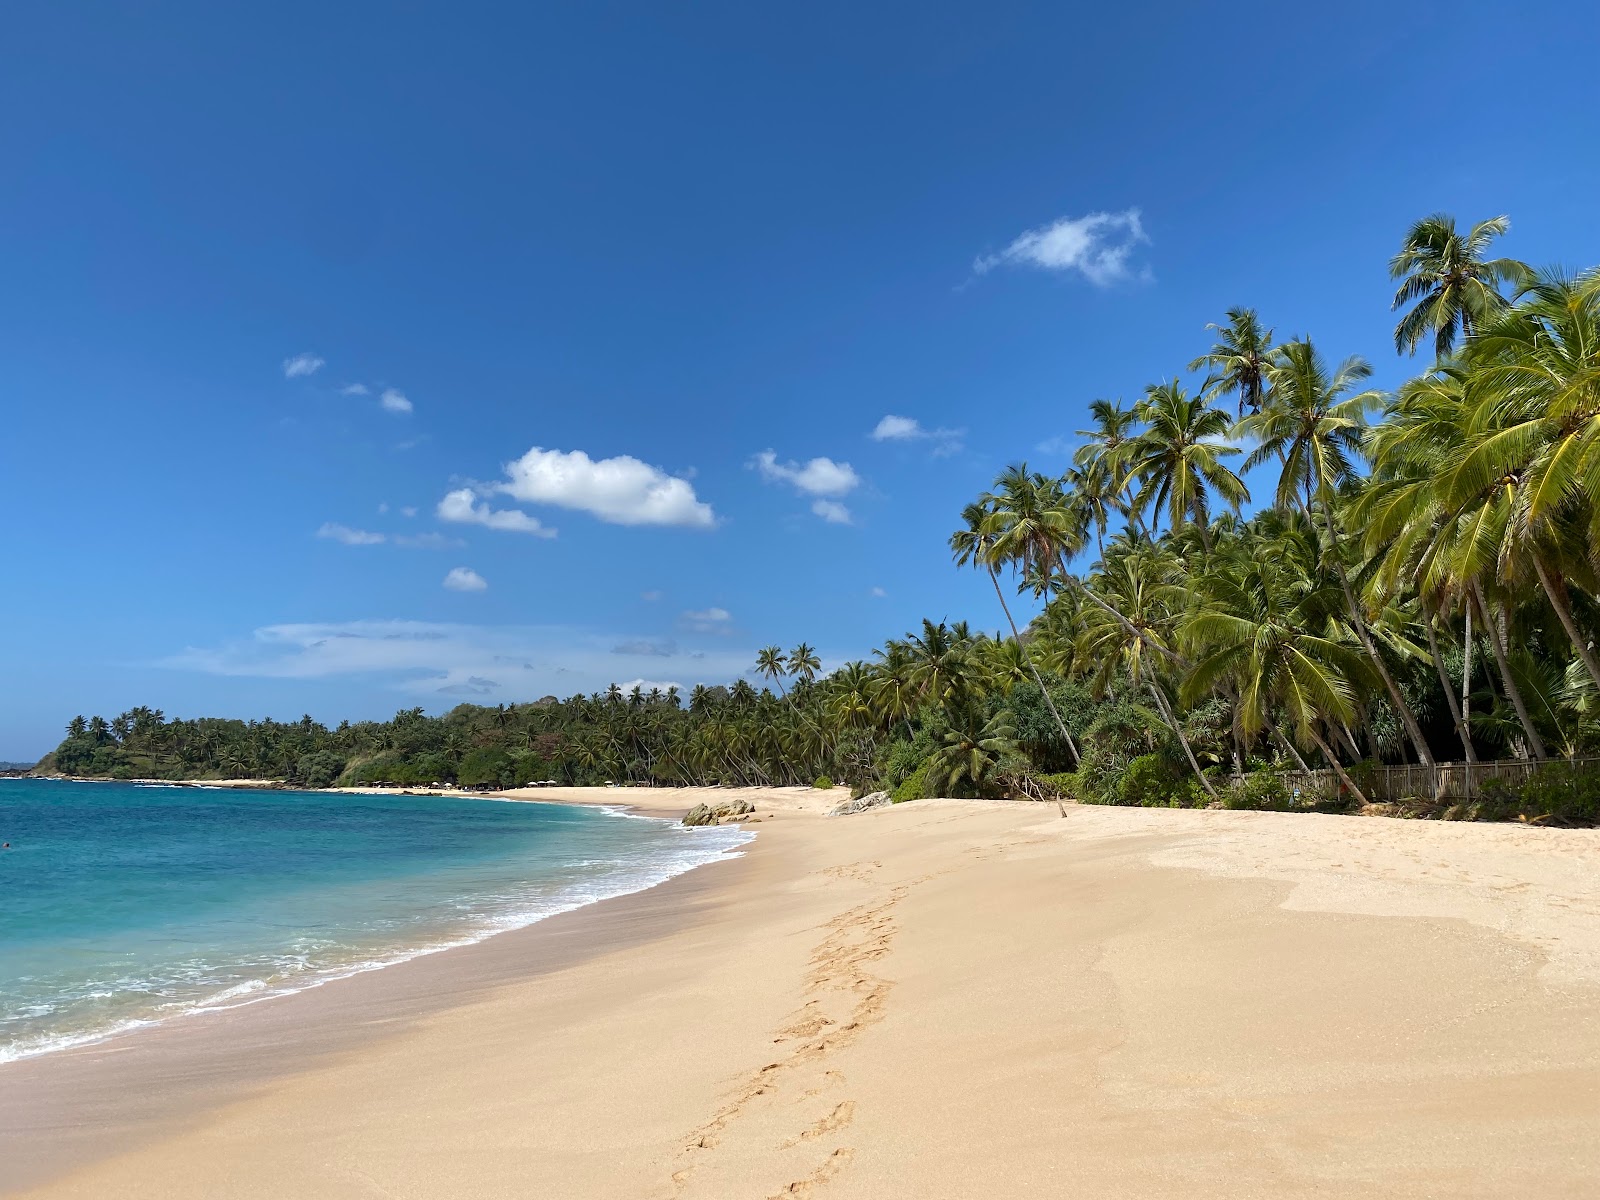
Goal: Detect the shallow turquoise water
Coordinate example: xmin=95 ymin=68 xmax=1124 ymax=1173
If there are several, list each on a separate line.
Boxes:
xmin=0 ymin=779 xmax=750 ymax=1062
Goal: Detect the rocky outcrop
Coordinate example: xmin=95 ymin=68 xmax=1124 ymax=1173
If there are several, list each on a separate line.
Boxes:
xmin=682 ymin=796 xmax=758 ymax=827
xmin=829 ymin=790 xmax=890 ymax=817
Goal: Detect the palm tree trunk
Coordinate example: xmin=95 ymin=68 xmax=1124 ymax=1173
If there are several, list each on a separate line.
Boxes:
xmin=1140 ymin=662 xmax=1219 ymax=802
xmin=1423 ymin=609 xmax=1477 ymax=763
xmin=1461 ymin=604 xmax=1473 ymax=735
xmin=1271 ymin=725 xmax=1313 ymax=773
xmin=1307 ymin=727 xmax=1371 ymax=806
xmin=1532 ymin=556 xmax=1600 ymax=698
xmin=1308 ymin=500 xmax=1435 ymax=768
xmin=1472 ymin=583 xmax=1547 ymax=761
xmin=987 ymin=564 xmax=1080 ymax=778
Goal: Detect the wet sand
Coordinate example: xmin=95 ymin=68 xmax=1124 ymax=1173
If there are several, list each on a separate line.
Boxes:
xmin=9 ymin=793 xmax=1600 ymax=1198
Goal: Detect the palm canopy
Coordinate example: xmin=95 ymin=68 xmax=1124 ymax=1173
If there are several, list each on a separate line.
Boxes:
xmin=1240 ymin=339 xmax=1382 ymax=511
xmin=1123 ymin=382 xmax=1248 ymax=535
xmin=1450 ymin=269 xmax=1600 ymax=544
xmin=1189 ymin=307 xmax=1275 ymax=415
xmin=1389 ymin=213 xmax=1529 ymax=358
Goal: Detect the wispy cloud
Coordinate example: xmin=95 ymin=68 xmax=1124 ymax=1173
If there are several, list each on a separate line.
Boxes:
xmin=316 ymin=522 xmax=386 ymax=546
xmin=443 ymin=567 xmax=488 ymax=592
xmin=437 ymin=488 xmax=556 ymax=537
xmin=612 ymin=638 xmax=677 ymax=657
xmin=869 ymin=586 xmax=888 ymax=598
xmin=811 ymin=499 xmax=852 ymax=525
xmin=681 ymin=607 xmax=732 ymax=634
xmin=640 ymin=590 xmax=662 ymax=602
xmin=973 ymin=209 xmax=1150 ymax=286
xmin=380 ymin=388 xmax=413 ymax=415
xmin=158 ymin=619 xmax=756 ymax=700
xmin=868 ymin=415 xmax=964 ymax=456
xmin=340 ymin=383 xmax=370 ymax=396
xmin=283 ymin=353 xmax=325 ymax=379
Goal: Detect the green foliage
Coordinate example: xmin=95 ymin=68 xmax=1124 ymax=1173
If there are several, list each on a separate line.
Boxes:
xmin=458 ymin=748 xmax=513 ymax=788
xmin=294 ymin=751 xmax=346 ymax=789
xmin=1463 ymin=764 xmax=1600 ymax=826
xmin=812 ymin=775 xmax=834 ymax=790
xmin=892 ymin=762 xmax=930 ymax=803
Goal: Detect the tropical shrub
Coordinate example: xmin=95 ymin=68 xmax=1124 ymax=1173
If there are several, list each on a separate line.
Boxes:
xmin=813 ymin=775 xmax=834 ymax=790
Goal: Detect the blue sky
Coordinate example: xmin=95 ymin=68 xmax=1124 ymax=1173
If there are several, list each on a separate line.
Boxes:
xmin=2 ymin=1 xmax=1597 ymax=758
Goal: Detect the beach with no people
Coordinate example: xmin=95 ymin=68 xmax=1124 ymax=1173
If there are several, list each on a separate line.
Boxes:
xmin=8 ymin=788 xmax=1600 ymax=1199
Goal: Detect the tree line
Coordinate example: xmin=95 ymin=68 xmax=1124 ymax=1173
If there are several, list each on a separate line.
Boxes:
xmin=38 ymin=213 xmax=1600 ymax=822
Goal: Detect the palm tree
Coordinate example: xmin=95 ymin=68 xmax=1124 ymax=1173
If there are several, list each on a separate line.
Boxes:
xmin=1241 ymin=338 xmax=1438 ymax=771
xmin=1182 ymin=533 xmax=1375 ymax=802
xmin=1390 ymin=213 xmax=1528 ymax=358
xmin=1190 ymin=307 xmax=1275 ymax=415
xmin=923 ymin=705 xmax=1017 ymax=798
xmin=755 ymin=645 xmax=788 ymax=696
xmin=1123 ymin=382 xmax=1248 ymax=542
xmin=787 ymin=643 xmax=821 ymax=687
xmin=951 ymin=500 xmax=1079 ymax=785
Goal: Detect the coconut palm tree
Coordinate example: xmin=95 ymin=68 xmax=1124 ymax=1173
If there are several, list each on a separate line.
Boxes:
xmin=951 ymin=500 xmax=1080 ymax=776
xmin=1190 ymin=307 xmax=1276 ymax=415
xmin=1123 ymin=382 xmax=1249 ymax=542
xmin=1390 ymin=213 xmax=1529 ymax=358
xmin=1182 ymin=531 xmax=1375 ymax=802
xmin=755 ymin=645 xmax=788 ymax=696
xmin=1240 ymin=338 xmax=1438 ymax=771
xmin=923 ymin=705 xmax=1017 ymax=798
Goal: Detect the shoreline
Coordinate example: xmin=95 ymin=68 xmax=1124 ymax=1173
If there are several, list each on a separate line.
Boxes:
xmin=0 ymin=793 xmax=772 ymax=1194
xmin=10 ymin=795 xmax=1600 ymax=1197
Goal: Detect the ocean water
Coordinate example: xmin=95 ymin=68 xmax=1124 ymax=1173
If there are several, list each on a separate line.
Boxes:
xmin=0 ymin=779 xmax=752 ymax=1063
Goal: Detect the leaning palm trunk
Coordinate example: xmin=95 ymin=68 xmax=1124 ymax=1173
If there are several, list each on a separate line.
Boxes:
xmin=1139 ymin=662 xmax=1219 ymax=802
xmin=1532 ymin=557 xmax=1600 ymax=698
xmin=985 ymin=563 xmax=1080 ymax=780
xmin=1423 ymin=609 xmax=1478 ymax=764
xmin=1311 ymin=501 xmax=1436 ymax=770
xmin=1471 ymin=583 xmax=1547 ymax=761
xmin=1306 ymin=727 xmax=1371 ymax=806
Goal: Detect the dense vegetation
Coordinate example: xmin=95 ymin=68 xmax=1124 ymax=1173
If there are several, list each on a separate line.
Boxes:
xmin=39 ymin=214 xmax=1600 ymax=821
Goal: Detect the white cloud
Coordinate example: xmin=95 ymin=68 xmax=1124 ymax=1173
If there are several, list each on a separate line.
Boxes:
xmin=752 ymin=450 xmax=860 ymax=497
xmin=341 ymin=383 xmax=370 ymax=396
xmin=400 ymin=506 xmax=418 ymax=518
xmin=444 ymin=567 xmax=488 ymax=592
xmin=869 ymin=586 xmax=888 ymax=598
xmin=640 ymin=590 xmax=662 ymax=602
xmin=488 ymin=446 xmax=715 ymax=528
xmin=157 ymin=619 xmax=755 ymax=701
xmin=283 ymin=353 xmax=324 ymax=379
xmin=377 ymin=502 xmax=389 ymax=514
xmin=973 ymin=209 xmax=1150 ymax=287
xmin=437 ymin=488 xmax=556 ymax=538
xmin=870 ymin=415 xmax=922 ymax=441
xmin=316 ymin=522 xmax=386 ymax=546
xmin=811 ymin=499 xmax=852 ymax=524
xmin=681 ymin=607 xmax=732 ymax=634
xmin=380 ymin=388 xmax=413 ymax=414
xmin=868 ymin=415 xmax=964 ymax=456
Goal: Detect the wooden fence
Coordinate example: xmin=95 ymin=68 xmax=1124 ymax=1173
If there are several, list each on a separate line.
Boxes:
xmin=1278 ymin=757 xmax=1600 ymax=802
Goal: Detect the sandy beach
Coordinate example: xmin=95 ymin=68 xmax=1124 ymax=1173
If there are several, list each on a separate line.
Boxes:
xmin=8 ymin=789 xmax=1600 ymax=1198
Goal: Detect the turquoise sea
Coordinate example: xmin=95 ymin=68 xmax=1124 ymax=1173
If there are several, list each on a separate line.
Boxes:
xmin=0 ymin=779 xmax=751 ymax=1063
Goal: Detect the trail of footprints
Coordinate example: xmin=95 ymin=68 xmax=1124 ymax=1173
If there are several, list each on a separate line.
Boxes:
xmin=670 ymin=862 xmax=911 ymax=1199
